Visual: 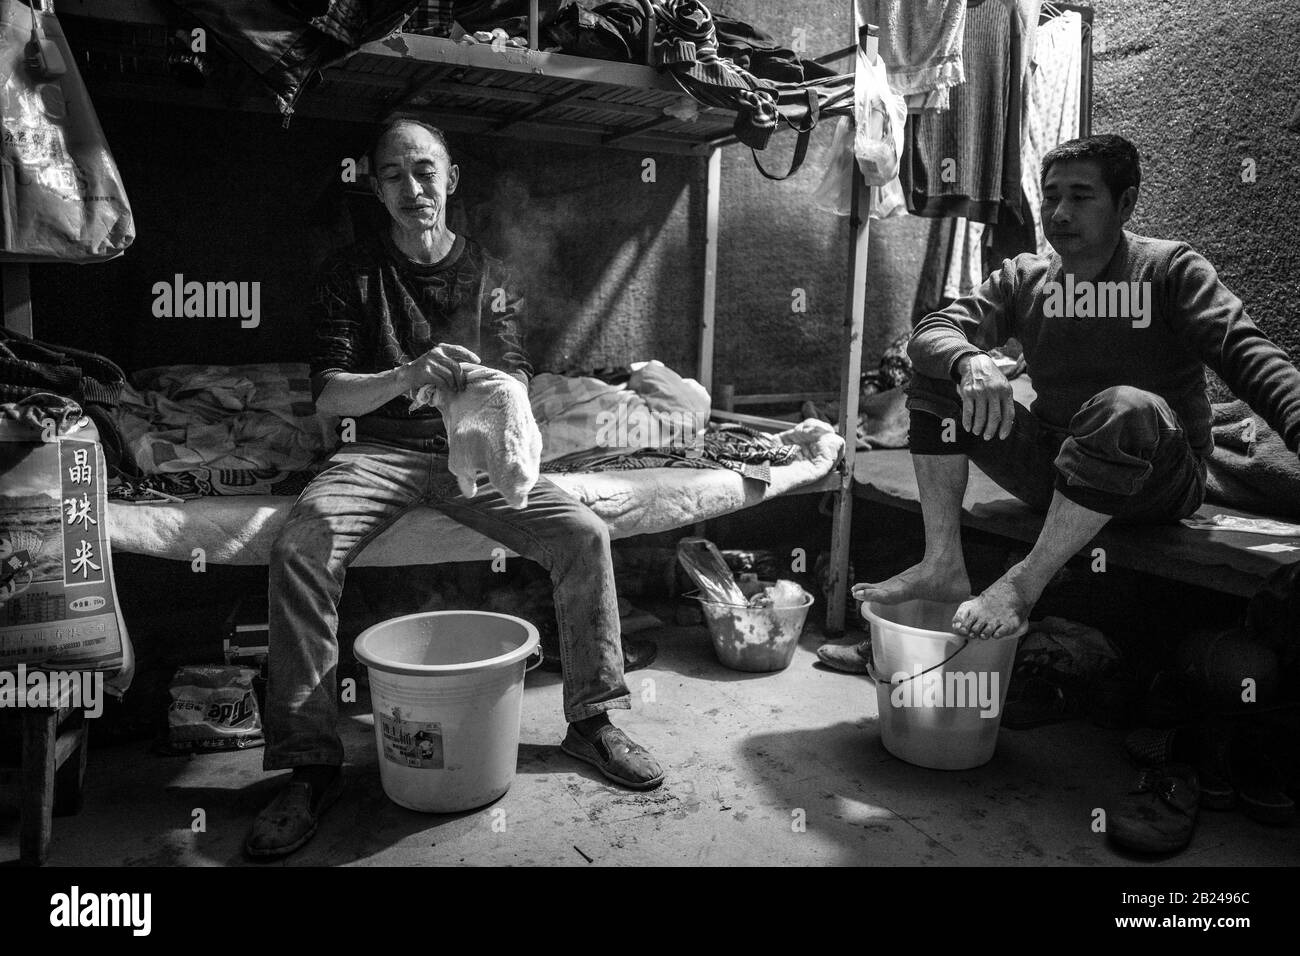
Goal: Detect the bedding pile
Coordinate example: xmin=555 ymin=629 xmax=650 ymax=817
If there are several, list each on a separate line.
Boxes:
xmin=111 ymin=363 xmax=338 ymax=500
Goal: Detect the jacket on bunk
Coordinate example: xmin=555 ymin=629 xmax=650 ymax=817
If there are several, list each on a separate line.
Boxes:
xmin=908 ymin=231 xmax=1300 ymax=462
xmin=308 ymin=229 xmax=533 ymax=443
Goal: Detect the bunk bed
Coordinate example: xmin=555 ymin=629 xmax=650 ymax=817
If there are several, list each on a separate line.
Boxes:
xmin=4 ymin=0 xmax=872 ymax=629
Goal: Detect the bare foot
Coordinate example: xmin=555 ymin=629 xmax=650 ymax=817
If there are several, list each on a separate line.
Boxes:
xmin=853 ymin=560 xmax=971 ymax=606
xmin=952 ymin=577 xmax=1033 ymax=639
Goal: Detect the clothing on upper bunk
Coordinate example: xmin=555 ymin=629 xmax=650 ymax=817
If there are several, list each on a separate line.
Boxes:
xmin=1020 ymin=9 xmax=1083 ymax=255
xmin=900 ymin=0 xmax=1024 ymax=224
xmin=908 ymin=231 xmax=1300 ymax=462
xmin=308 ymin=229 xmax=532 ymax=443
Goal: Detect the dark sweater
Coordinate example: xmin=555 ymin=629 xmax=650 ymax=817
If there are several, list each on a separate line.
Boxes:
xmin=308 ymin=229 xmax=532 ymax=436
xmin=909 ymin=231 xmax=1300 ymax=459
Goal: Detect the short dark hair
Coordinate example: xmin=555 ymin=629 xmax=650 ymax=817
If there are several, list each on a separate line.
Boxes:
xmin=367 ymin=118 xmax=452 ymax=177
xmin=1040 ymin=134 xmax=1141 ymax=202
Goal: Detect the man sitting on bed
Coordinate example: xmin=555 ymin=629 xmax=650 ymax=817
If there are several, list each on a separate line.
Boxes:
xmin=847 ymin=133 xmax=1300 ymax=643
xmin=245 ymin=119 xmax=664 ymax=860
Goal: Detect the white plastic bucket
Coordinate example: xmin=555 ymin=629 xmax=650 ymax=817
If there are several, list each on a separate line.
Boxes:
xmin=353 ymin=610 xmax=539 ymax=813
xmin=862 ymin=599 xmax=1018 ymax=771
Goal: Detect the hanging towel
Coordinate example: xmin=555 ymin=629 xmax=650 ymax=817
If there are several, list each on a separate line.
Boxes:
xmin=860 ymin=0 xmax=968 ymax=99
xmin=1020 ymin=10 xmax=1082 ymax=254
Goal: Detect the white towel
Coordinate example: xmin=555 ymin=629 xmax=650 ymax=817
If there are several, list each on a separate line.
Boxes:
xmin=414 ymin=372 xmax=542 ymax=509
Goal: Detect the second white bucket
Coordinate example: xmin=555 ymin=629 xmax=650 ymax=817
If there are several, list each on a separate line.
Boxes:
xmin=862 ymin=599 xmax=1018 ymax=771
xmin=353 ymin=610 xmax=539 ymax=813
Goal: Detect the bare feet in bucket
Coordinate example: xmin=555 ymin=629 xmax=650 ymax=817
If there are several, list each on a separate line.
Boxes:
xmin=953 ymin=574 xmax=1035 ymax=640
xmin=852 ymin=558 xmax=971 ymax=606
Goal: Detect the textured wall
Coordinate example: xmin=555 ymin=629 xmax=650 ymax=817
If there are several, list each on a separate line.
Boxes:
xmin=1081 ymin=0 xmax=1300 ymax=377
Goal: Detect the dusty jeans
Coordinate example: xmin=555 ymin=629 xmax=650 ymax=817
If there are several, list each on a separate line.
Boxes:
xmin=264 ymin=439 xmax=629 ymax=770
xmin=906 ymin=376 xmax=1206 ymax=521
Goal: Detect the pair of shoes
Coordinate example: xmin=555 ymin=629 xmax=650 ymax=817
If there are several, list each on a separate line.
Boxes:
xmin=1109 ymin=764 xmax=1199 ymax=854
xmin=560 ymin=723 xmax=665 ymax=791
xmin=536 ymin=637 xmax=659 ymax=674
xmin=1124 ymin=724 xmax=1235 ymax=810
xmin=816 ymin=640 xmax=872 ymax=674
xmin=244 ymin=768 xmax=345 ymax=860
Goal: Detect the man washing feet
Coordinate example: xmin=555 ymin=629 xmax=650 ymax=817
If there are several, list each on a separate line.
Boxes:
xmin=849 ymin=134 xmax=1300 ymax=640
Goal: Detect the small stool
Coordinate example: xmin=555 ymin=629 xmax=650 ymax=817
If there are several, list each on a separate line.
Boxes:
xmin=0 ymin=677 xmax=89 ymax=866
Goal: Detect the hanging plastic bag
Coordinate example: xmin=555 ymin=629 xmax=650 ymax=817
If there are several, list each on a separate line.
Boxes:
xmin=853 ymin=45 xmax=908 ymax=187
xmin=0 ymin=1 xmax=134 ymax=262
xmin=812 ymin=116 xmax=856 ymax=216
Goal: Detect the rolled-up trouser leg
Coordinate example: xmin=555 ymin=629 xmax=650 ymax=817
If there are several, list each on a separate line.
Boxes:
xmin=1054 ymin=385 xmax=1206 ymax=522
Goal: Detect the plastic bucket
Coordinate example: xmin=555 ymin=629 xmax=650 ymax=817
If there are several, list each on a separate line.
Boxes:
xmin=694 ymin=581 xmax=813 ymax=672
xmin=353 ymin=610 xmax=539 ymax=813
xmin=862 ymin=599 xmax=1018 ymax=770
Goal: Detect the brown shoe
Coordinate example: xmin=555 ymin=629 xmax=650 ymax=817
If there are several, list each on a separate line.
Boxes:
xmin=561 ymin=723 xmax=664 ymax=790
xmin=244 ymin=769 xmax=344 ymax=860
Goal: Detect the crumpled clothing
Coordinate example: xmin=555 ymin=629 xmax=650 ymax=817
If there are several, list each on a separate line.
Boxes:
xmin=116 ymin=363 xmax=339 ymax=475
xmin=109 ymin=467 xmax=321 ymax=501
xmin=530 ymin=361 xmax=708 ymax=462
xmin=542 ymin=423 xmax=800 ymax=485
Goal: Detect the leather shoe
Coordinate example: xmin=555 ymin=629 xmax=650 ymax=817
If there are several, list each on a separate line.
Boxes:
xmin=1109 ymin=764 xmax=1199 ymax=854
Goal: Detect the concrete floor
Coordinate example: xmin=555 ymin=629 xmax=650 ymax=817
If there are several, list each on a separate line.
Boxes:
xmin=4 ymin=618 xmax=1298 ymax=867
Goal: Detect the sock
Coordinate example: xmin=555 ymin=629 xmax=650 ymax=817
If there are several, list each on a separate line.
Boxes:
xmin=572 ymin=713 xmax=612 ymax=741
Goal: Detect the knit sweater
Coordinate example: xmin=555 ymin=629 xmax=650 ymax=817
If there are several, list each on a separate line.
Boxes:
xmin=908 ymin=231 xmax=1300 ymax=459
xmin=308 ymin=229 xmax=532 ymax=434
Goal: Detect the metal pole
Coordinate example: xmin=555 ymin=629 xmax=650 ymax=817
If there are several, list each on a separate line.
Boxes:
xmin=825 ymin=24 xmax=877 ymax=633
xmin=698 ymin=147 xmax=721 ymax=394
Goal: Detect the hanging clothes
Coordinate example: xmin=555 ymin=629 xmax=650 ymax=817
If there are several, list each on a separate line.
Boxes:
xmin=900 ymin=0 xmax=1024 ymax=225
xmin=859 ymin=0 xmax=968 ymax=103
xmin=1020 ymin=9 xmax=1083 ymax=254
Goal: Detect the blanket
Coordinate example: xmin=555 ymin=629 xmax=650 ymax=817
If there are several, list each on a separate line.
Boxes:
xmin=107 ymin=421 xmax=844 ymax=566
xmin=1205 ymin=400 xmax=1300 ymax=520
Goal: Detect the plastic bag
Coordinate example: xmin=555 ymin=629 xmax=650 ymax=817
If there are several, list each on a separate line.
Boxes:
xmin=812 ymin=116 xmax=857 ymax=216
xmin=0 ymin=1 xmax=134 ymax=262
xmin=853 ymin=47 xmax=908 ymax=187
xmin=165 ymin=665 xmax=264 ymax=753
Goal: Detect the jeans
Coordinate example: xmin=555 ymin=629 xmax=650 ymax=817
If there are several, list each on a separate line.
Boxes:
xmin=906 ymin=375 xmax=1207 ymax=522
xmin=264 ymin=439 xmax=630 ymax=770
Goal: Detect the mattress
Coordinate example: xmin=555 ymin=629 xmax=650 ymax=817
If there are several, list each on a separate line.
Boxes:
xmin=107 ymin=421 xmax=843 ymax=566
